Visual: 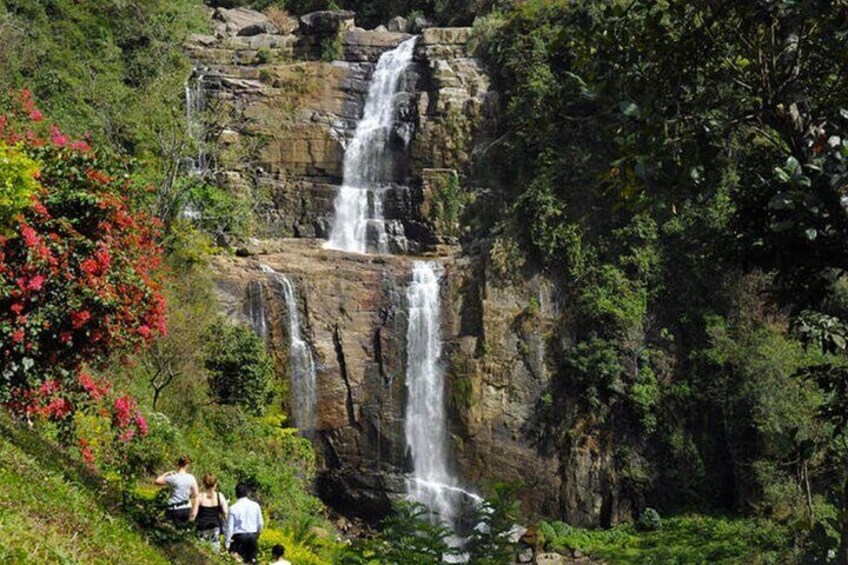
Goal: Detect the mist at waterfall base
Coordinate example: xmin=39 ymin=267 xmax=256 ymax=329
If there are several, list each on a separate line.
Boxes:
xmin=405 ymin=261 xmax=483 ymax=545
xmin=324 ymin=37 xmax=417 ymax=254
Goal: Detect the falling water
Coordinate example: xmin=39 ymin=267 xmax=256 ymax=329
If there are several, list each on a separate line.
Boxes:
xmin=185 ymin=72 xmax=208 ymax=176
xmin=246 ymin=280 xmax=268 ymax=342
xmin=405 ymin=260 xmax=463 ymax=526
xmin=324 ymin=37 xmax=418 ymax=254
xmin=260 ymin=264 xmax=317 ymax=433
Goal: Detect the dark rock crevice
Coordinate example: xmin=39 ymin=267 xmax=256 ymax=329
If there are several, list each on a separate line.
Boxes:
xmin=333 ymin=323 xmax=360 ymax=429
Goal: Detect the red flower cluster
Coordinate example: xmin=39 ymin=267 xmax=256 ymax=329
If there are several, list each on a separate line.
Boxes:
xmin=113 ymin=395 xmax=148 ymax=442
xmin=0 ymin=90 xmax=167 ymax=412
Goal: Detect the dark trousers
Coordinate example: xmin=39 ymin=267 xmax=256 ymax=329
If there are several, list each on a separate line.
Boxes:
xmin=165 ymin=507 xmax=191 ymax=524
xmin=230 ymin=532 xmax=259 ymax=563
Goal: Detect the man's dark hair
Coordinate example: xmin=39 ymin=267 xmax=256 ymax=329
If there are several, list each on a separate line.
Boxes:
xmin=235 ymin=482 xmax=250 ymax=499
xmin=272 ymin=544 xmax=285 ymax=558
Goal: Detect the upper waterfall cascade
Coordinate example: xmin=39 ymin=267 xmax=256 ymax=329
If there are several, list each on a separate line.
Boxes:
xmin=324 ymin=36 xmax=418 ymax=254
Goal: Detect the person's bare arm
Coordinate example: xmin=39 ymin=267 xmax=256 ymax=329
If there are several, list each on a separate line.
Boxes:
xmin=154 ymin=470 xmax=174 ymax=486
xmin=189 ymin=479 xmax=199 ymax=521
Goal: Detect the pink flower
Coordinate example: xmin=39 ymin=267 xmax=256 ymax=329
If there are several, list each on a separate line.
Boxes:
xmin=50 ymin=125 xmax=69 ymax=147
xmin=118 ymin=428 xmax=135 ymax=442
xmin=21 ymin=225 xmax=39 ymax=248
xmin=113 ymin=395 xmax=135 ymax=428
xmin=136 ymin=325 xmax=151 ymax=338
xmin=27 ymin=275 xmax=44 ymax=291
xmin=29 ymin=109 xmax=43 ymax=122
xmin=135 ymin=413 xmax=149 ymax=436
xmin=70 ymin=140 xmax=91 ymax=152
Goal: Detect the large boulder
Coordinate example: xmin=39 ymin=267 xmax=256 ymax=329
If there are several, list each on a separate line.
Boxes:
xmin=299 ymin=10 xmax=356 ymax=35
xmin=386 ymin=16 xmax=408 ymax=33
xmin=411 ymin=15 xmax=437 ymax=33
xmin=214 ymin=7 xmax=279 ymax=37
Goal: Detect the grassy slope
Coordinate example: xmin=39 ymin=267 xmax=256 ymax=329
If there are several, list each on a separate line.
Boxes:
xmin=0 ymin=415 xmax=211 ymax=565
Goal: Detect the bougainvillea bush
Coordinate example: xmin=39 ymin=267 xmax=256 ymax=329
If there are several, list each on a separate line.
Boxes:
xmin=0 ymin=90 xmax=165 ymax=445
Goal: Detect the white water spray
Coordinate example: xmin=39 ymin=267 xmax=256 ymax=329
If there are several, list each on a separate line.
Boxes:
xmin=325 ymin=37 xmax=417 ymax=254
xmin=405 ymin=261 xmax=465 ymax=526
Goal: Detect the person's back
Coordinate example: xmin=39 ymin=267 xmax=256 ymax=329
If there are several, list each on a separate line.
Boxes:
xmin=192 ymin=473 xmax=228 ymax=552
xmin=154 ymin=455 xmax=198 ymax=524
xmin=226 ymin=483 xmax=263 ymax=564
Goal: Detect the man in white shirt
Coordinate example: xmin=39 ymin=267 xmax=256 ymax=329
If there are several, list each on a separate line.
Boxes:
xmin=225 ymin=482 xmax=264 ymax=564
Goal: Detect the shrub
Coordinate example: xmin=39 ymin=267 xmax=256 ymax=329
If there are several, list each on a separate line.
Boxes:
xmin=0 ymin=141 xmax=39 ymax=234
xmin=320 ymin=32 xmax=343 ymax=62
xmin=636 ymin=508 xmax=662 ymax=532
xmin=265 ymin=6 xmax=298 ymax=35
xmin=256 ymin=48 xmax=273 ymax=64
xmin=204 ymin=320 xmax=273 ymax=414
xmin=0 ymin=91 xmax=166 ymax=413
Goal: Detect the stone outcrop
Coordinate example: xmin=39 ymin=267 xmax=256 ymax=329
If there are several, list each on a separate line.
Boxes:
xmin=214 ymin=7 xmax=279 ymax=37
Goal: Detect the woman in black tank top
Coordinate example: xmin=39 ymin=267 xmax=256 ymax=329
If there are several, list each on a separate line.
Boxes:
xmin=191 ymin=473 xmax=229 ymax=553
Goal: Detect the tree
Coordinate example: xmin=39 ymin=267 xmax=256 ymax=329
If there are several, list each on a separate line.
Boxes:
xmin=204 ymin=319 xmax=273 ymax=414
xmin=0 ymin=90 xmax=166 ymax=412
xmin=465 ymin=484 xmax=521 ymax=565
xmin=368 ymin=501 xmax=460 ymax=565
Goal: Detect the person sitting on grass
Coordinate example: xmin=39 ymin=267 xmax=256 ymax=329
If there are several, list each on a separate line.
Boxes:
xmin=269 ymin=543 xmax=291 ymax=565
xmin=155 ymin=455 xmax=198 ymax=525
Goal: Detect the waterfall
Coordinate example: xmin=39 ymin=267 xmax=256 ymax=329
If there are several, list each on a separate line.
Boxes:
xmin=185 ymin=72 xmax=208 ymax=176
xmin=405 ymin=260 xmax=467 ymax=526
xmin=260 ymin=265 xmax=318 ymax=433
xmin=325 ymin=37 xmax=417 ymax=254
xmin=246 ymin=280 xmax=268 ymax=342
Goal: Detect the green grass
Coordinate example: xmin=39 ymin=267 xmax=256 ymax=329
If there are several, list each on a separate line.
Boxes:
xmin=0 ymin=415 xmax=213 ymax=565
xmin=539 ymin=514 xmax=795 ymax=564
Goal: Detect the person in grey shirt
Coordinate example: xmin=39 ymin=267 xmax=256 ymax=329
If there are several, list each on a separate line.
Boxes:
xmin=155 ymin=455 xmax=198 ymax=525
xmin=226 ymin=482 xmax=264 ymax=563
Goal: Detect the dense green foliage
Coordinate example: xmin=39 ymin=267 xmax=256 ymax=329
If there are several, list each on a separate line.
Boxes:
xmin=537 ymin=514 xmax=796 ymax=564
xmin=204 ymin=319 xmax=274 ymax=414
xmin=472 ymin=0 xmax=848 ymax=559
xmin=0 ymin=0 xmax=204 ymax=165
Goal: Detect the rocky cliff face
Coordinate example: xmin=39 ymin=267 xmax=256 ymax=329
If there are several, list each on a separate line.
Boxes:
xmin=198 ymin=8 xmax=633 ymax=528
xmin=186 ymin=9 xmax=496 ymax=246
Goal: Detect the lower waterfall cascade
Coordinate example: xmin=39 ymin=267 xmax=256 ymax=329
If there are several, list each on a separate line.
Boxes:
xmin=404 ymin=260 xmax=472 ymax=527
xmin=261 ymin=264 xmax=318 ymax=434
